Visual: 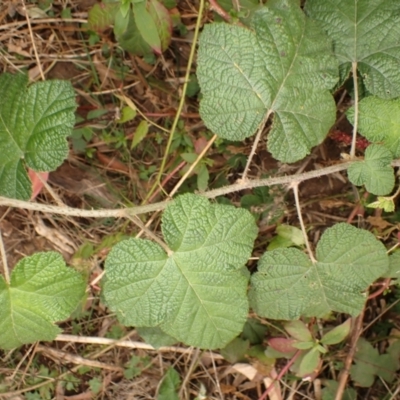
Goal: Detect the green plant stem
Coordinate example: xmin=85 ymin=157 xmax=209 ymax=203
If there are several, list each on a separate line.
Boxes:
xmin=143 ymin=0 xmax=206 ymax=203
xmin=3 ymin=159 xmax=400 ymax=218
xmin=291 ymin=181 xmax=316 ymax=262
xmin=350 ymin=61 xmax=359 ymax=158
xmin=0 ymin=228 xmax=10 ymax=284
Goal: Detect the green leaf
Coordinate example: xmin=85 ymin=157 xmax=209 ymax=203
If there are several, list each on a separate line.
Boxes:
xmin=197 ymin=0 xmax=338 ymax=163
xmin=137 ymin=326 xmax=177 ymax=349
xmin=347 ymin=97 xmax=400 ymax=157
xmin=118 ymin=106 xmax=137 ymax=124
xmin=131 ymin=120 xmax=149 ymax=149
xmin=249 ymin=223 xmax=388 ymax=320
xmin=322 ymin=380 xmax=357 ymax=400
xmin=306 ymin=0 xmax=400 ymax=98
xmin=220 ymin=337 xmax=249 ymax=363
xmin=284 ymin=320 xmax=312 ymax=342
xmin=0 ymin=252 xmax=86 ymax=349
xmin=347 ymin=144 xmax=394 ymax=195
xmin=367 ymin=196 xmax=395 ymax=213
xmin=87 ymin=2 xmax=118 ymax=31
xmin=103 ymin=193 xmax=258 ymax=349
xmin=148 ymin=0 xmax=172 ymax=52
xmin=268 ymin=224 xmax=305 ymax=250
xmin=297 ymin=347 xmax=320 ymax=377
xmin=321 ymin=319 xmax=351 ymax=345
xmin=350 ymin=337 xmax=399 ymax=387
xmin=383 ymin=251 xmax=400 ymax=279
xmin=0 ymin=73 xmax=76 ymax=200
xmin=158 ymin=367 xmax=181 ymax=400
xmin=132 ymin=1 xmax=161 ymax=53
xmin=115 ymin=10 xmax=152 ymax=56
xmin=242 ymin=318 xmax=268 ymax=345
xmin=292 ymin=341 xmax=314 ymax=350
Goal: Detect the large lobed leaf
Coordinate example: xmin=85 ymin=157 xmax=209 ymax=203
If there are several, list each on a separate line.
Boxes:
xmin=0 ymin=252 xmax=86 ymax=349
xmin=249 ymin=223 xmax=388 ymax=320
xmin=0 ymin=73 xmax=76 ymax=200
xmin=197 ymin=0 xmax=338 ymax=163
xmin=102 ymin=194 xmax=258 ymax=349
xmin=306 ymin=0 xmax=400 ymax=98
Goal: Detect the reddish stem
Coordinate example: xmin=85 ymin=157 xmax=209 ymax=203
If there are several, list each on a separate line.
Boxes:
xmin=147 ymin=161 xmax=186 ymax=203
xmin=209 ymin=0 xmax=232 ymax=22
xmin=258 ymin=350 xmax=301 ymax=400
xmin=368 ymin=278 xmax=391 ymax=299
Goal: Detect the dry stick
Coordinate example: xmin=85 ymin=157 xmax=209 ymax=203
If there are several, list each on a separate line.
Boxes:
xmin=21 ymin=0 xmax=45 ymax=81
xmin=1 ymin=159 xmax=400 ymax=219
xmin=53 ymin=334 xmax=224 ymax=359
xmin=291 ymin=181 xmax=316 ymax=262
xmin=178 ymin=347 xmax=201 ymax=399
xmin=334 ymin=309 xmax=365 ymax=400
xmin=350 ymin=62 xmax=359 ymax=158
xmin=169 ymin=134 xmax=217 ymax=197
xmin=242 ymin=112 xmax=271 ymax=180
xmin=145 ymin=0 xmax=205 ymax=203
xmin=0 ymin=226 xmax=10 ymax=284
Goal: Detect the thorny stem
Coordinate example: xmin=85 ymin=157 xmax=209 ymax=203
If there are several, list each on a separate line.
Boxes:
xmin=145 ymin=0 xmax=205 ymax=203
xmin=350 ymin=62 xmax=359 ymax=158
xmin=2 ymin=159 xmax=400 ymax=218
xmin=0 ymin=227 xmax=10 ymax=284
xmin=291 ymin=181 xmax=316 ymax=262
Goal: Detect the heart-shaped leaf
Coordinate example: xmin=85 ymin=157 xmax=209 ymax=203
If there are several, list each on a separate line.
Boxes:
xmin=197 ymin=0 xmax=338 ymax=163
xmin=249 ymin=223 xmax=388 ymax=320
xmin=103 ymin=193 xmax=258 ymax=349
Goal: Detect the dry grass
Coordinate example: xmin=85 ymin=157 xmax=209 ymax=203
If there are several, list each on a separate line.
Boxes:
xmin=1 ymin=1 xmax=400 ymax=400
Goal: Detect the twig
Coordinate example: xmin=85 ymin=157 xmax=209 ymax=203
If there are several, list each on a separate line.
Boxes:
xmin=1 ymin=159 xmax=400 ymax=219
xmin=350 ymin=62 xmax=359 ymax=158
xmin=242 ymin=112 xmax=271 ymax=180
xmin=21 ymin=0 xmax=45 ymax=81
xmin=146 ymin=0 xmax=206 ymax=202
xmin=0 ymin=226 xmax=10 ymax=284
xmin=334 ymin=310 xmax=365 ymax=400
xmin=291 ymin=181 xmax=315 ymax=262
xmin=54 ymin=334 xmax=223 ymax=358
xmin=168 ymin=134 xmax=217 ymax=197
xmin=178 ymin=348 xmax=201 ymax=398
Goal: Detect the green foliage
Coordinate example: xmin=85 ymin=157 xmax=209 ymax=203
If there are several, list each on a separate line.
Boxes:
xmin=350 ymin=338 xmax=400 ymax=387
xmin=103 ymin=193 xmax=258 ymax=349
xmin=0 ymin=73 xmax=76 ymax=200
xmin=0 ymin=252 xmax=86 ymax=349
xmin=137 ymin=326 xmax=177 ymax=348
xmin=158 ymin=367 xmax=181 ymax=400
xmin=197 ymin=0 xmax=338 ymax=163
xmin=347 ymin=144 xmax=395 ymax=195
xmin=88 ymin=0 xmax=172 ymax=56
xmin=306 ymin=0 xmax=400 ymax=97
xmin=347 ymin=97 xmax=400 ymax=157
xmin=249 ymin=224 xmax=388 ymax=320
